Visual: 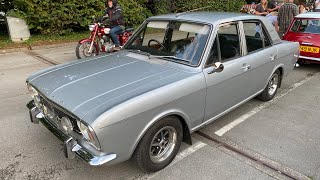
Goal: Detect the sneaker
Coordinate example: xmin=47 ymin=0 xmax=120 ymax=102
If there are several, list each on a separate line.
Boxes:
xmin=112 ymin=46 xmax=121 ymax=52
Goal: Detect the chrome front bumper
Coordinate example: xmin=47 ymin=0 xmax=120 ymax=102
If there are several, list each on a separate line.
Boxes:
xmin=26 ymin=100 xmax=117 ymax=166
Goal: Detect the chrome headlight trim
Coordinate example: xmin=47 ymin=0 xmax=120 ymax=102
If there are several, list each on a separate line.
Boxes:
xmin=77 ymin=120 xmax=101 ymax=150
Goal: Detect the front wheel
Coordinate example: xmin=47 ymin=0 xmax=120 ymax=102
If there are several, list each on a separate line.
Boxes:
xmin=257 ymin=69 xmax=281 ymax=101
xmin=133 ymin=116 xmax=183 ymax=173
xmin=75 ymin=41 xmax=98 ymax=59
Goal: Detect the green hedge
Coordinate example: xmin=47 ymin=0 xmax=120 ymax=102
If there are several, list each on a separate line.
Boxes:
xmin=8 ymin=0 xmax=105 ymax=34
xmin=8 ymin=0 xmax=243 ymax=35
xmin=118 ymin=0 xmax=152 ymax=28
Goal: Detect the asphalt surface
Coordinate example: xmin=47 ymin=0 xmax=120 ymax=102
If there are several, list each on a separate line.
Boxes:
xmin=0 ymin=45 xmax=319 ymax=180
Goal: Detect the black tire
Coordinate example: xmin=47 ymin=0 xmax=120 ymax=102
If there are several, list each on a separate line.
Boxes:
xmin=133 ymin=116 xmax=183 ymax=173
xmin=75 ymin=42 xmax=97 ymax=59
xmin=257 ymin=69 xmax=281 ymax=101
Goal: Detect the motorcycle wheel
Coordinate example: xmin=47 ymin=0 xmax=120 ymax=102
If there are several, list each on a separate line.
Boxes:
xmin=76 ymin=41 xmax=98 ymax=59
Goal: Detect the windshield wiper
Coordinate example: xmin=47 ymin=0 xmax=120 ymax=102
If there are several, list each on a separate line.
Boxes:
xmin=148 ymin=55 xmax=190 ymax=63
xmin=127 ymin=49 xmax=151 ymax=56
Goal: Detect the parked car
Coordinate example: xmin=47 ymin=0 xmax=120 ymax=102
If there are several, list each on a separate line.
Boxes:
xmin=283 ymin=12 xmax=320 ymax=64
xmin=26 ymin=12 xmax=299 ymax=172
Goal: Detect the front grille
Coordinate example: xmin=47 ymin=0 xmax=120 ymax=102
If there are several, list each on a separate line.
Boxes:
xmin=40 ymin=96 xmax=81 ymax=134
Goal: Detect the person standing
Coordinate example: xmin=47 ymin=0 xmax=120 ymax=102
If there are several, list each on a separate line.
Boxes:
xmin=105 ymin=0 xmax=125 ymax=51
xmin=255 ymin=0 xmax=269 ymax=16
xmin=315 ymin=0 xmax=320 ymax=12
xmin=277 ymin=0 xmax=298 ymax=37
xmin=255 ymin=0 xmax=279 ymax=32
xmin=298 ymin=0 xmax=307 ymax=13
xmin=268 ymin=0 xmax=280 ymax=12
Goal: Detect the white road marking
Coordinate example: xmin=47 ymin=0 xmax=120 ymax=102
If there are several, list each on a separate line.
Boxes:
xmin=143 ymin=141 xmax=207 ymax=179
xmin=215 ymin=74 xmax=317 ymax=136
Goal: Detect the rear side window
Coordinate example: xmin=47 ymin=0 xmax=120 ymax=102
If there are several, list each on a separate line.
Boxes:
xmin=205 ymin=22 xmax=241 ymax=67
xmin=217 ymin=23 xmax=241 ymax=61
xmin=291 ymin=19 xmax=320 ymax=34
xmin=243 ymin=21 xmax=271 ymax=53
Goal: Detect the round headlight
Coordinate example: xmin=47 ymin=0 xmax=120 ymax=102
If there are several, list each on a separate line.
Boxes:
xmin=77 ymin=120 xmax=87 ymax=131
xmin=77 ymin=120 xmax=89 ymax=139
xmin=88 ymin=25 xmax=95 ymax=31
xmin=60 ymin=117 xmax=73 ymax=133
xmin=76 ymin=120 xmax=100 ymax=150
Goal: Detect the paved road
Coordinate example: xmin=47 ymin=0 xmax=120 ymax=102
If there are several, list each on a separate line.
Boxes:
xmin=0 ymin=45 xmax=319 ymax=180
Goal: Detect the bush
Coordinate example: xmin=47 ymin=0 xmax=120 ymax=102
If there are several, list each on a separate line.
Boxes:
xmin=118 ymin=0 xmax=151 ymax=27
xmin=9 ymin=0 xmax=105 ymax=34
xmin=0 ymin=0 xmax=14 ymax=13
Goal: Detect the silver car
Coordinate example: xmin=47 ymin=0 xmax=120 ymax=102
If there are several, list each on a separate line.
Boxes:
xmin=26 ymin=12 xmax=299 ymax=172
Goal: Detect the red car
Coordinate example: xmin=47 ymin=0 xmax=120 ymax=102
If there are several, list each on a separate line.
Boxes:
xmin=283 ymin=13 xmax=320 ymax=65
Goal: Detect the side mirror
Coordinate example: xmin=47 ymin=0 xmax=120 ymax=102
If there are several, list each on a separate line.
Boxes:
xmin=208 ymin=62 xmax=224 ymax=74
xmin=214 ymin=62 xmax=224 ymax=72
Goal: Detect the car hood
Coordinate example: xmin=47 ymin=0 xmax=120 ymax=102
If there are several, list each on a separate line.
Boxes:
xmin=27 ymin=51 xmax=195 ymax=120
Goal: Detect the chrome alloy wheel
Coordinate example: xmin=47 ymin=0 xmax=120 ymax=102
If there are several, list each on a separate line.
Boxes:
xmin=268 ymin=73 xmax=279 ymax=96
xmin=149 ymin=126 xmax=177 ymax=163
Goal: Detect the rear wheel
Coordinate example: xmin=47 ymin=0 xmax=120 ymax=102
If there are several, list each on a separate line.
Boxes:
xmin=133 ymin=116 xmax=183 ymax=173
xmin=257 ymin=69 xmax=281 ymax=101
xmin=76 ymin=41 xmax=98 ymax=59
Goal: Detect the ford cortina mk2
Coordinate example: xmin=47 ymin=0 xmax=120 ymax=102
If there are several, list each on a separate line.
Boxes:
xmin=26 ymin=12 xmax=299 ymax=172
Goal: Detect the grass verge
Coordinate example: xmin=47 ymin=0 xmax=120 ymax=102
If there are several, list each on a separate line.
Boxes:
xmin=0 ymin=31 xmax=89 ymax=50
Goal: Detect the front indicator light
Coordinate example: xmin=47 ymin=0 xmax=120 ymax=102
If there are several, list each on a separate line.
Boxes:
xmin=27 ymin=84 xmax=38 ymax=98
xmin=34 ymin=95 xmax=42 ymax=109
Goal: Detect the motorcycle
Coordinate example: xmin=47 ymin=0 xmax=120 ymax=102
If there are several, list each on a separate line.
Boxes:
xmin=76 ymin=18 xmax=134 ymax=59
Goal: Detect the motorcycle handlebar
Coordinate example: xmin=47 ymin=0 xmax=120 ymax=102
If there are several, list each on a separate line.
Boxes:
xmin=94 ymin=16 xmax=109 ymax=23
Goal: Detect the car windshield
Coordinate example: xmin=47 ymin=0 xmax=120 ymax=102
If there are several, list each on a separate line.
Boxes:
xmin=290 ymin=19 xmax=320 ymax=34
xmin=124 ymin=20 xmax=211 ymax=66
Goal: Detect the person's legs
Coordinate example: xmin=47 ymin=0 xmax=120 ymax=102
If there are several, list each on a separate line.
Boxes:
xmin=109 ymin=25 xmax=123 ymax=47
xmin=274 ymin=21 xmax=279 ymax=32
xmin=267 ymin=15 xmax=279 ymax=32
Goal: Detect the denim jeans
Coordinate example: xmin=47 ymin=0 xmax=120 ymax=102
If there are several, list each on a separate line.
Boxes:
xmin=110 ymin=25 xmax=123 ymax=47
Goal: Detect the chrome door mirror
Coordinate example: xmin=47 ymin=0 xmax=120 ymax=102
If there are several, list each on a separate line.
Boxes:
xmin=213 ymin=62 xmax=224 ymax=72
xmin=208 ymin=62 xmax=224 ymax=74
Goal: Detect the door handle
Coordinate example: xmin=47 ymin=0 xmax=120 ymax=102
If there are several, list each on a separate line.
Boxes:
xmin=241 ymin=64 xmax=251 ymax=70
xmin=270 ymin=55 xmax=277 ymax=61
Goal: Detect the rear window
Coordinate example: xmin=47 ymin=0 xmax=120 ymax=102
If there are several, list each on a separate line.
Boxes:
xmin=290 ymin=19 xmax=320 ymax=34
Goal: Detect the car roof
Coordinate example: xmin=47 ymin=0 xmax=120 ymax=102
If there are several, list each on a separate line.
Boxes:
xmin=148 ymin=12 xmax=265 ymax=24
xmin=295 ymin=12 xmax=320 ymax=19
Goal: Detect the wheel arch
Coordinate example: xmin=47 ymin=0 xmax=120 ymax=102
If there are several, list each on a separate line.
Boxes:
xmin=265 ymin=65 xmax=284 ymax=88
xmin=130 ymin=111 xmax=192 ymax=158
xmin=276 ymin=66 xmax=284 ymax=87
